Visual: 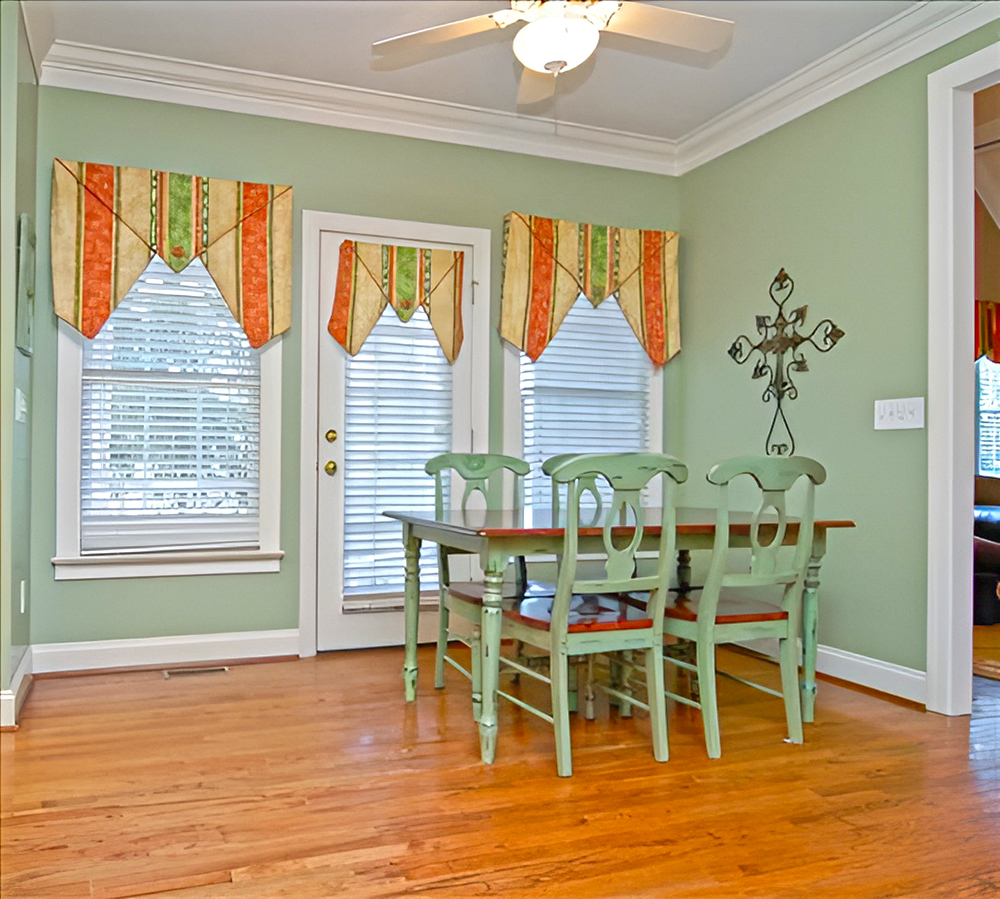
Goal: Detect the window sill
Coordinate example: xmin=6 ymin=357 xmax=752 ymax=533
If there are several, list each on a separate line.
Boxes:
xmin=51 ymin=549 xmax=284 ymax=581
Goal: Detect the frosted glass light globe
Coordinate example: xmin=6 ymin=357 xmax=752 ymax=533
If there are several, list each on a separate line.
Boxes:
xmin=512 ymin=17 xmax=600 ymax=74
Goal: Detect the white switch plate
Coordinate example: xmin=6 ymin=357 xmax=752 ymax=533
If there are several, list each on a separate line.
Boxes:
xmin=874 ymin=397 xmax=925 ymax=430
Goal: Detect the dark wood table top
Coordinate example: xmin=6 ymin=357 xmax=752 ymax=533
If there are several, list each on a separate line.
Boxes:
xmin=383 ymin=507 xmax=856 ymax=538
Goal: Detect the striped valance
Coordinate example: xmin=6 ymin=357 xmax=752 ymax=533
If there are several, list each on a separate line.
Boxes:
xmin=328 ymin=240 xmax=465 ymax=363
xmin=51 ymin=159 xmax=292 ymax=348
xmin=499 ymin=211 xmax=680 ymax=365
xmin=977 ymin=301 xmax=1000 ymax=364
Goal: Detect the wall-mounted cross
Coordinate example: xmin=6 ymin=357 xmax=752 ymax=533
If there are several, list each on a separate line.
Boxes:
xmin=728 ymin=269 xmax=844 ymax=455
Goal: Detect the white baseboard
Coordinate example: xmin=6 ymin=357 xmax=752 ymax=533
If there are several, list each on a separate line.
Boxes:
xmin=30 ymin=629 xmax=301 ymax=675
xmin=739 ymin=638 xmax=927 ymax=705
xmin=1 ymin=647 xmax=34 ymax=727
xmin=816 ymin=644 xmax=926 ymax=705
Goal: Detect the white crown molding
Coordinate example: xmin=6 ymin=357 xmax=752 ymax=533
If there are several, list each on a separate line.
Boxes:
xmin=30 ymin=4 xmax=1000 ymax=176
xmin=39 ymin=42 xmax=681 ymax=175
xmin=676 ymin=1 xmax=1000 ymax=174
xmin=31 ymin=629 xmax=301 ymax=674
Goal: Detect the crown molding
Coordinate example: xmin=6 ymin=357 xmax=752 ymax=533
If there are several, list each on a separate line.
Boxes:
xmin=675 ymin=1 xmax=1000 ymax=174
xmin=39 ymin=42 xmax=681 ymax=175
xmin=35 ymin=2 xmax=999 ymax=178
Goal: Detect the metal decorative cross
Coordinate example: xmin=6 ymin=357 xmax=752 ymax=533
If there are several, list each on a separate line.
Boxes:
xmin=728 ymin=268 xmax=844 ymax=455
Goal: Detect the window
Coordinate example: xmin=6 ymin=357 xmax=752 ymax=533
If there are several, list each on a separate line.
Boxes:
xmin=977 ymin=356 xmax=1000 ymax=477
xmin=342 ymin=306 xmax=451 ymax=595
xmin=519 ymin=293 xmax=662 ymax=511
xmin=55 ymin=257 xmax=283 ymax=579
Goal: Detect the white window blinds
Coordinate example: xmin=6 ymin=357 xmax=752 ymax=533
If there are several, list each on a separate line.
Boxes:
xmin=343 ymin=307 xmax=449 ymax=595
xmin=80 ymin=256 xmax=261 ymax=554
xmin=978 ymin=356 xmax=1000 ymax=477
xmin=521 ymin=294 xmax=652 ymax=511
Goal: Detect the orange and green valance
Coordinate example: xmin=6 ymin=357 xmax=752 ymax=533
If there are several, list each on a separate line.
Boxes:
xmin=499 ymin=211 xmax=680 ymax=365
xmin=50 ymin=158 xmax=292 ymax=348
xmin=328 ymin=240 xmax=465 ymax=363
xmin=977 ymin=301 xmax=1000 ymax=363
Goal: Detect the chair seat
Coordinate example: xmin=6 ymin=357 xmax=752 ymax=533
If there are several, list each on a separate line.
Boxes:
xmin=664 ymin=589 xmax=788 ymax=624
xmin=448 ymin=584 xmax=652 ymax=633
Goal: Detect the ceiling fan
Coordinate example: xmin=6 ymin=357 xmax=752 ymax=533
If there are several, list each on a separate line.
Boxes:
xmin=372 ymin=1 xmax=735 ymax=106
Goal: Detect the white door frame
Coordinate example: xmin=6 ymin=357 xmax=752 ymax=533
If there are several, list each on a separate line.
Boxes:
xmin=298 ymin=211 xmax=492 ymax=657
xmin=926 ymin=42 xmax=1000 ymax=715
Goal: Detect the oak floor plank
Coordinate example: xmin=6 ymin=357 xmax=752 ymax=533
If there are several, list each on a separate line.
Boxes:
xmin=2 ymin=647 xmax=998 ymax=898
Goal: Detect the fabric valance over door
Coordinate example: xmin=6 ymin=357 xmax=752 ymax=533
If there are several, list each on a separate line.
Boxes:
xmin=499 ymin=211 xmax=680 ymax=364
xmin=328 ymin=239 xmax=465 ymax=363
xmin=51 ymin=158 xmax=292 ymax=348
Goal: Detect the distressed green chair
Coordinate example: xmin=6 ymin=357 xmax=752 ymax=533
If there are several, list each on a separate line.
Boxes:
xmin=426 ymin=453 xmax=531 ymax=719
xmin=660 ymin=455 xmax=826 ymax=758
xmin=451 ymin=452 xmax=688 ymax=776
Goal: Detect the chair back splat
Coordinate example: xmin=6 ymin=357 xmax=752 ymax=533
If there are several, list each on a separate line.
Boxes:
xmin=426 ymin=452 xmax=530 ymax=517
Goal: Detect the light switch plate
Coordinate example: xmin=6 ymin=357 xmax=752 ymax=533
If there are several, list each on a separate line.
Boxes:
xmin=874 ymin=397 xmax=924 ymax=430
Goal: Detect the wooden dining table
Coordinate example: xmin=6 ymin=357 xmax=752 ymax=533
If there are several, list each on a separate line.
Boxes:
xmin=383 ymin=506 xmax=855 ymax=764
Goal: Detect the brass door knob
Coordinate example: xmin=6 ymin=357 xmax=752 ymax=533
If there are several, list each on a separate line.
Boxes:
xmin=324 ymin=460 xmax=337 ymax=476
xmin=325 ymin=429 xmax=338 ymax=443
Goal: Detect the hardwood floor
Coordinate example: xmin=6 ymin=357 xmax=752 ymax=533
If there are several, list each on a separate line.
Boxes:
xmin=2 ymin=646 xmax=998 ymax=899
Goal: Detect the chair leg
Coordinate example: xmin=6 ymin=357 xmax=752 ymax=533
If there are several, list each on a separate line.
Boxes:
xmin=619 ymin=651 xmax=635 ymax=718
xmin=779 ymin=635 xmax=804 ymax=744
xmin=470 ymin=625 xmax=482 ymax=722
xmin=434 ymin=595 xmax=449 ymax=690
xmin=583 ymin=655 xmax=596 ymax=720
xmin=697 ymin=642 xmax=722 ymax=759
xmin=551 ymin=650 xmax=573 ymax=777
xmin=645 ymin=645 xmax=669 ymax=762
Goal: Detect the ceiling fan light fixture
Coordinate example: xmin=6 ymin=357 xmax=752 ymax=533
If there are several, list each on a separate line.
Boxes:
xmin=512 ymin=16 xmax=600 ymax=75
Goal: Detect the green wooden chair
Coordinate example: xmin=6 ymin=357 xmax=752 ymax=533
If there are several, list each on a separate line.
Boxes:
xmin=660 ymin=455 xmax=826 ymax=758
xmin=451 ymin=452 xmax=688 ymax=776
xmin=426 ymin=452 xmax=531 ymax=719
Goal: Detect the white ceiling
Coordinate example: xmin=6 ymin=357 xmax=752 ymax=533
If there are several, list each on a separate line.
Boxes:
xmin=19 ymin=1 xmax=1000 ymax=173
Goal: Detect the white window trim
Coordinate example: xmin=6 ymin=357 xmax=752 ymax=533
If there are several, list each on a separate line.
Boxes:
xmin=53 ymin=320 xmax=284 ymax=580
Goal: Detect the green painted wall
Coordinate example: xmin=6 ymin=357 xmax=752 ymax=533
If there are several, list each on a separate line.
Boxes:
xmin=29 ymin=87 xmax=679 ymax=644
xmin=676 ymin=25 xmax=999 ymax=670
xmin=1 ymin=0 xmax=36 ymax=690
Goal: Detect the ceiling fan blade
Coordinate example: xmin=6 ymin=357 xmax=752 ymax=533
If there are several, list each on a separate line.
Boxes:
xmin=517 ymin=68 xmax=556 ymax=106
xmin=372 ymin=13 xmax=504 ymax=57
xmin=605 ymin=2 xmax=734 ymax=54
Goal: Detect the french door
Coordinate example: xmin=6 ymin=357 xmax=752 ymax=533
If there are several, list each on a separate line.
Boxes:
xmin=305 ymin=213 xmax=490 ymax=651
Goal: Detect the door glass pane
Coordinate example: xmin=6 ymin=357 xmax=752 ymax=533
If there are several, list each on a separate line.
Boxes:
xmin=343 ymin=307 xmax=449 ymax=594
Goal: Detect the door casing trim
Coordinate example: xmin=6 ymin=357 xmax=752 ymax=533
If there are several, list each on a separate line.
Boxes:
xmin=926 ymin=42 xmax=1000 ymax=715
